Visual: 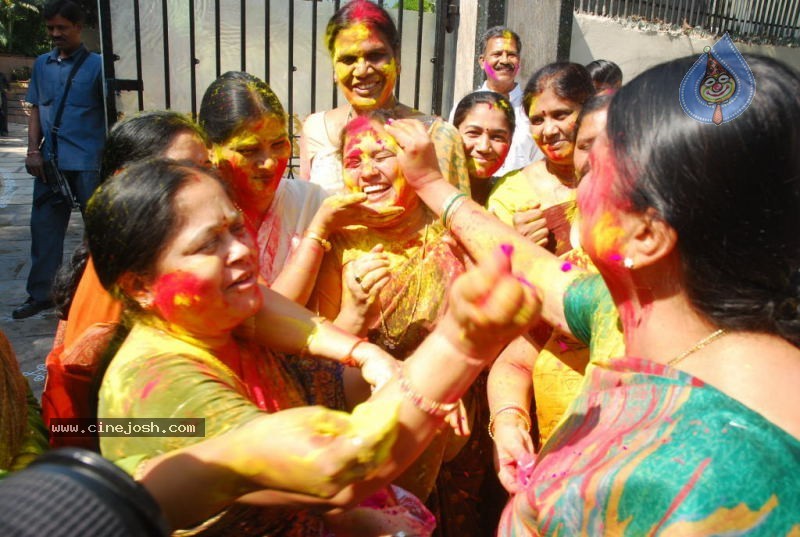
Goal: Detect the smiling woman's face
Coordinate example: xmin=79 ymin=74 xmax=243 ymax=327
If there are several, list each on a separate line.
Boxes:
xmin=341 ymin=118 xmax=416 ymax=216
xmin=528 ymin=87 xmax=581 ymax=166
xmin=457 ymin=102 xmax=512 ymax=180
xmin=332 ymin=23 xmax=398 ymax=111
xmin=144 ymin=173 xmax=262 ymax=339
xmin=212 ymin=114 xmax=291 ymax=219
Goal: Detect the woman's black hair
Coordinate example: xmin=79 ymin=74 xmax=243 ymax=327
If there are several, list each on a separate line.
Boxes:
xmin=198 ymin=71 xmax=286 ymax=144
xmin=586 ymin=59 xmax=623 ymax=91
xmin=607 ymin=54 xmax=800 ymax=345
xmin=100 ymin=110 xmax=208 ymax=180
xmin=325 ymin=0 xmax=400 ymax=57
xmin=522 ymin=62 xmax=595 ymax=116
xmin=452 ymin=91 xmax=516 ymax=134
xmin=85 ymin=159 xmax=216 ymax=299
xmin=54 ymin=111 xmax=208 ymax=319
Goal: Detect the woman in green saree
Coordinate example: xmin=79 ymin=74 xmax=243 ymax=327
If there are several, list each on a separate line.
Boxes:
xmin=85 ymin=158 xmax=536 ymax=535
xmin=386 ymin=54 xmax=800 ymax=535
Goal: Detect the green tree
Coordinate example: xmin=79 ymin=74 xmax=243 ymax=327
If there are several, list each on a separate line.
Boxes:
xmin=391 ymin=0 xmax=436 ymax=12
xmin=0 ymin=0 xmax=48 ymax=56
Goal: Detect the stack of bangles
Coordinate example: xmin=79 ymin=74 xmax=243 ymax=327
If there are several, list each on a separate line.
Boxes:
xmin=488 ymin=403 xmax=532 ymax=440
xmin=398 ymin=367 xmax=459 ymax=418
xmin=441 ymin=192 xmax=468 ymax=230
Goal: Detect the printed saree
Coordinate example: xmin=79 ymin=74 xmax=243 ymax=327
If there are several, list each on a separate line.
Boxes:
xmin=499 ymin=355 xmax=800 ymax=536
xmin=499 ymin=274 xmax=800 ymax=536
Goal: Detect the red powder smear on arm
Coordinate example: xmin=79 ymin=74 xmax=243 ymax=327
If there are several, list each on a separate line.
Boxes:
xmin=561 ymin=262 xmax=573 ymax=272
xmin=152 ymin=271 xmax=211 ymax=320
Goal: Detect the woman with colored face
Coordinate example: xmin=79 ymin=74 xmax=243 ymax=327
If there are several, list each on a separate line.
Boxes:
xmin=482 ymin=64 xmax=598 ymax=466
xmin=313 ymin=113 xmax=505 ymax=536
xmin=298 ymin=0 xmax=470 ymax=197
xmin=198 ymin=71 xmax=401 ymax=315
xmin=42 ymin=110 xmax=213 ymax=448
xmin=572 ymin=93 xmax=612 ymax=182
xmin=387 ymin=53 xmax=800 ymax=535
xmin=487 ymin=62 xmax=595 ymax=255
xmin=452 ymin=91 xmax=514 ymax=206
xmin=85 ymin=159 xmax=537 ymax=535
xmin=486 ymin=92 xmax=615 ymax=485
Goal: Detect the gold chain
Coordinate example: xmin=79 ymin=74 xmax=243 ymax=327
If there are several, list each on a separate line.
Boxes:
xmin=377 ymin=224 xmax=429 ymax=351
xmin=667 ymin=328 xmax=727 ymax=366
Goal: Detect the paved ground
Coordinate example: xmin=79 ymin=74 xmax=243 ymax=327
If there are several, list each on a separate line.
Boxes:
xmin=0 ymin=121 xmax=84 ymax=400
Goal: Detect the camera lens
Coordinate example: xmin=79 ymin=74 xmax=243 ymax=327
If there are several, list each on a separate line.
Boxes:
xmin=0 ymin=448 xmax=168 ymax=537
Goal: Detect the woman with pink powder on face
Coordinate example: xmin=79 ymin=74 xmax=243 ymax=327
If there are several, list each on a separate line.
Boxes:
xmin=86 ymin=158 xmax=538 ymax=535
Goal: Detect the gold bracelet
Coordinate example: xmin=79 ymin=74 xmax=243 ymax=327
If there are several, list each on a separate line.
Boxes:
xmin=304 ymin=230 xmax=331 ymax=251
xmin=488 ymin=403 xmax=531 ymax=440
xmin=441 ymin=192 xmax=467 ymax=228
xmin=299 ymin=316 xmax=326 ymax=357
xmin=398 ymin=367 xmax=459 ymax=418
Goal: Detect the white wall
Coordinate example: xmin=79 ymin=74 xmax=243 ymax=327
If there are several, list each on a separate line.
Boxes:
xmin=569 ymin=13 xmax=800 ymax=82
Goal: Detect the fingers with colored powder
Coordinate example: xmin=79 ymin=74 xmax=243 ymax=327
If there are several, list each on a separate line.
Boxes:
xmin=443 ymin=244 xmax=541 ymax=359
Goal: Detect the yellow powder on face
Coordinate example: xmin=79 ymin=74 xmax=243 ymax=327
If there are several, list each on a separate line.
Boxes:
xmin=590 ymin=211 xmax=626 ymax=261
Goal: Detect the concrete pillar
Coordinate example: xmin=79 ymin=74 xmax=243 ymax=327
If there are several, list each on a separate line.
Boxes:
xmin=506 ymin=0 xmax=574 ymax=85
xmin=450 ymin=0 xmax=511 ymax=116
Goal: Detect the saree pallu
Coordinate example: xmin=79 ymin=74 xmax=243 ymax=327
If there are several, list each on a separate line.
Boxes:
xmin=499 ymin=356 xmax=800 ymax=536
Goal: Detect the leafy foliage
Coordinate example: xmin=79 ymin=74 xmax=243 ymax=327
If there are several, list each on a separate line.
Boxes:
xmin=0 ymin=0 xmax=98 ymax=57
xmin=390 ymin=0 xmax=436 ymax=13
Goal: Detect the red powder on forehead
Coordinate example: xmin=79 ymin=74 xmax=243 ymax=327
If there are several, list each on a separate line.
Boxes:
xmin=152 ymin=271 xmax=213 ymax=320
xmin=349 ymin=1 xmax=390 ymax=25
xmin=344 ymin=116 xmax=376 ymax=137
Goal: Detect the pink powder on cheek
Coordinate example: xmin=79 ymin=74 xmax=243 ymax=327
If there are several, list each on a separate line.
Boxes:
xmin=152 ymin=271 xmax=216 ymax=322
xmin=484 ymin=63 xmax=501 ymax=81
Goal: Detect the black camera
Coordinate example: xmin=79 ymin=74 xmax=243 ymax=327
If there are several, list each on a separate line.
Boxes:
xmin=0 ymin=448 xmax=169 ymax=537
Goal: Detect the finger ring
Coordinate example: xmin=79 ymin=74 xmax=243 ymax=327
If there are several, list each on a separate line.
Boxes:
xmin=354 ymin=275 xmax=362 ymax=284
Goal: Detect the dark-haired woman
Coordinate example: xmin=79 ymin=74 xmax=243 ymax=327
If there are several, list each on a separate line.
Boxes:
xmin=299 ymin=0 xmax=469 ymax=196
xmin=486 ymin=92 xmax=618 ymax=491
xmin=452 ymin=90 xmax=514 ymax=206
xmin=42 ymin=110 xmax=212 ymax=446
xmin=87 ymin=158 xmax=537 ymax=535
xmin=386 ymin=53 xmax=800 ymax=534
xmin=488 ymin=62 xmax=594 ymax=255
xmin=199 ymin=71 xmax=399 ymax=310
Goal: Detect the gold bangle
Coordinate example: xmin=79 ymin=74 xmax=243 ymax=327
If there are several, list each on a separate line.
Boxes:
xmin=304 ymin=230 xmax=331 ymax=251
xmin=398 ymin=367 xmax=459 ymax=418
xmin=488 ymin=404 xmax=531 ymax=440
xmin=299 ymin=316 xmax=326 ymax=357
xmin=441 ymin=192 xmax=467 ymax=228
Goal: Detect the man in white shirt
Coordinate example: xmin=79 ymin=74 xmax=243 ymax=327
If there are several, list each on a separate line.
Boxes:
xmin=451 ymin=26 xmax=541 ymax=177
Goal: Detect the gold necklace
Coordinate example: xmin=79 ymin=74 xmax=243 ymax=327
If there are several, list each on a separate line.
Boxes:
xmin=667 ymin=328 xmax=727 ymax=366
xmin=377 ymin=224 xmax=430 ymax=351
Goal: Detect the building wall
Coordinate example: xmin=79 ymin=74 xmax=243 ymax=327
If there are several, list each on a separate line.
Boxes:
xmin=569 ymin=13 xmax=800 ymax=82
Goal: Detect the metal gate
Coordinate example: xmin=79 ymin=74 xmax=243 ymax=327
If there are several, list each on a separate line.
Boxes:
xmin=97 ymin=0 xmax=456 ymax=173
